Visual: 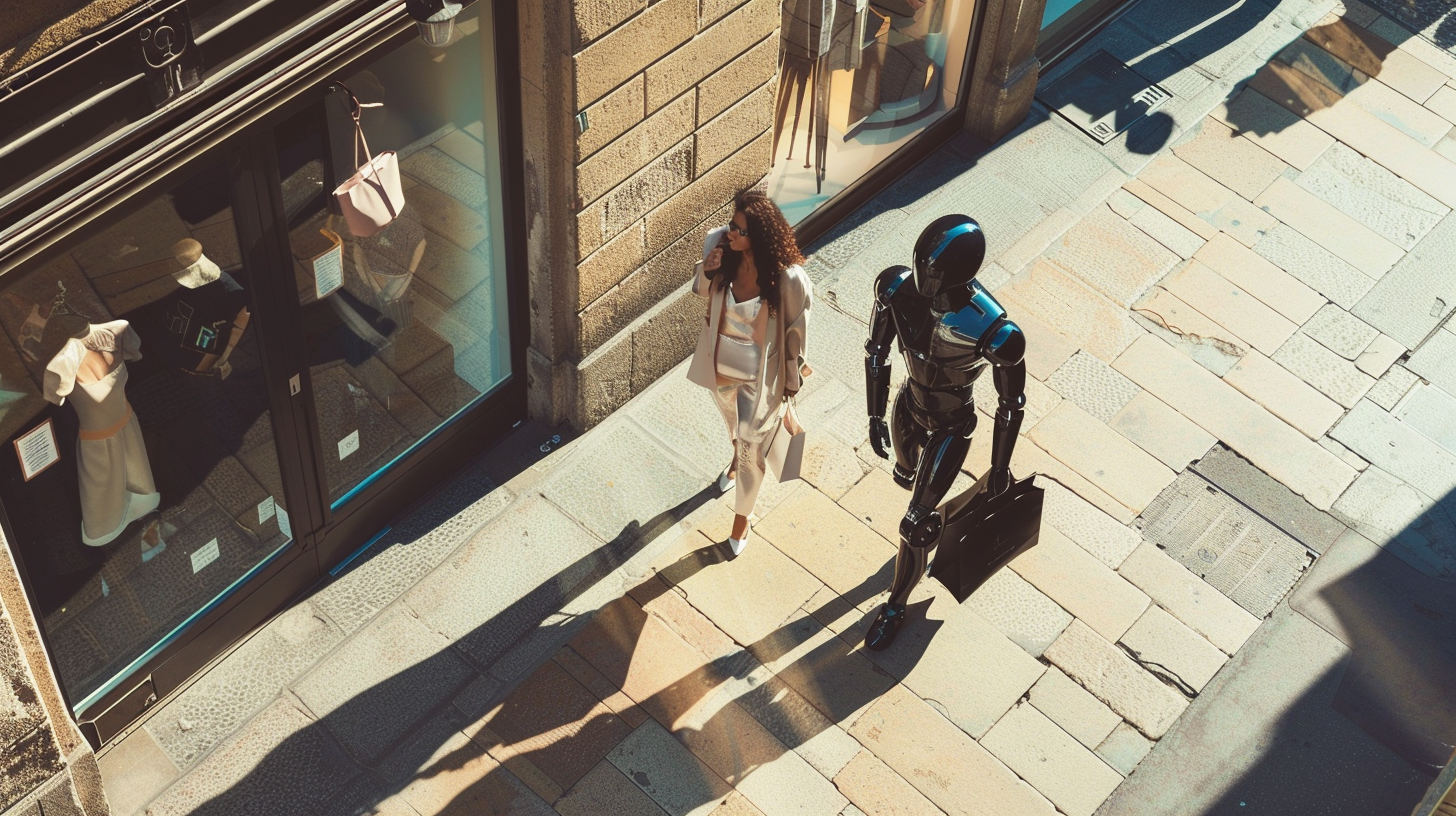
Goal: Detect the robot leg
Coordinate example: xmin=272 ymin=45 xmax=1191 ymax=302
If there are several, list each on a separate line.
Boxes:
xmin=889 ymin=385 xmax=926 ymax=489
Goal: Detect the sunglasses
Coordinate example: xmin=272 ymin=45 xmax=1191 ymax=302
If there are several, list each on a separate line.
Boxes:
xmin=727 ymin=223 xmax=749 ymax=237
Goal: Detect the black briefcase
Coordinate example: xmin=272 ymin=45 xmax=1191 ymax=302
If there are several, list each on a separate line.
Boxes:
xmin=929 ymin=472 xmax=1045 ymax=603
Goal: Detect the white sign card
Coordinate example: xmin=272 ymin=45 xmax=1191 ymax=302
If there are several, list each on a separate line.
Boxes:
xmin=277 ymin=506 xmax=293 ymax=540
xmin=14 ymin=419 xmax=59 ymax=482
xmin=257 ymin=496 xmax=277 ymax=524
xmin=338 ymin=429 xmax=359 ymax=460
xmin=312 ymin=240 xmax=344 ymax=300
xmin=191 ymin=538 xmax=220 ymax=573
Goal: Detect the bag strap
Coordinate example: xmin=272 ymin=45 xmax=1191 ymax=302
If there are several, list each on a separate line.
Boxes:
xmin=332 ymin=81 xmax=385 ymax=178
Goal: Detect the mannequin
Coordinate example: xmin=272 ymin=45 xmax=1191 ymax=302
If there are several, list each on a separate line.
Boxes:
xmin=41 ymin=284 xmax=160 ymax=547
xmin=159 ymin=238 xmax=251 ymax=379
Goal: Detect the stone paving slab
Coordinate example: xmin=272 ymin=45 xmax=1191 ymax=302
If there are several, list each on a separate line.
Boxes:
xmin=1162 ymin=259 xmax=1298 ymax=355
xmin=1109 ymin=391 xmax=1219 ymax=472
xmin=1027 ymin=667 xmax=1122 ymax=750
xmin=981 ymin=701 xmax=1123 ymax=816
xmin=1043 ymin=620 xmax=1189 ymax=740
xmin=1009 ymin=527 xmax=1151 ymax=643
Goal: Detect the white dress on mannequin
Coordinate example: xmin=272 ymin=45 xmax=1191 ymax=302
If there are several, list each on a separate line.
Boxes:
xmin=44 ymin=320 xmax=160 ymax=546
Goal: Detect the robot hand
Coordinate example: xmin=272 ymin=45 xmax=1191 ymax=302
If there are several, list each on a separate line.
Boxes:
xmin=869 ymin=417 xmax=892 ymax=459
xmin=989 ymin=466 xmax=1013 ymax=496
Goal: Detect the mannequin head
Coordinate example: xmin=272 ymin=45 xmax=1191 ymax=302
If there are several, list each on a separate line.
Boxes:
xmin=38 ymin=312 xmax=91 ymax=364
xmin=912 ymin=214 xmax=985 ymax=310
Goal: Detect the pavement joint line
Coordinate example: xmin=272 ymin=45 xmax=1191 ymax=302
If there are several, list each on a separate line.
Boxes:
xmin=1184 ymin=459 xmax=1330 ymax=560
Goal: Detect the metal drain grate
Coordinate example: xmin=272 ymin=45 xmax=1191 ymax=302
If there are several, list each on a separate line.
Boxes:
xmin=1135 ymin=472 xmax=1316 ymax=619
xmin=1038 ymin=50 xmax=1171 ymax=144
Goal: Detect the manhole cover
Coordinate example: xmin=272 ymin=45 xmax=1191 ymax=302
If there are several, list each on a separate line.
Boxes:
xmin=1136 ymin=472 xmax=1315 ymax=619
xmin=1038 ymin=50 xmax=1171 ymax=144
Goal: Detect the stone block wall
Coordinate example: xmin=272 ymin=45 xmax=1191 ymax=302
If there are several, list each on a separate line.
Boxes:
xmin=0 ymin=530 xmax=108 ymax=816
xmin=520 ymin=0 xmax=779 ymax=429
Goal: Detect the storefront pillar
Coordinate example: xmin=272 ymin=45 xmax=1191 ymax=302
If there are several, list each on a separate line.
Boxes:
xmin=0 ymin=529 xmax=109 ymax=816
xmin=519 ymin=0 xmax=777 ymax=429
xmin=963 ymin=0 xmax=1048 ymax=144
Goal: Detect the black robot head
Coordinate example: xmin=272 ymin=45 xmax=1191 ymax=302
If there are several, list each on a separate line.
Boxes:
xmin=912 ymin=215 xmax=986 ymax=301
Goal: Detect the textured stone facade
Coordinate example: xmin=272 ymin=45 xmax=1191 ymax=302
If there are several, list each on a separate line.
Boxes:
xmin=521 ymin=0 xmax=780 ymax=428
xmin=0 ymin=529 xmax=108 ymax=816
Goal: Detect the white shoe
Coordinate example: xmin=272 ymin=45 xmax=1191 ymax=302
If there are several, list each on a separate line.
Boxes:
xmin=718 ymin=467 xmax=736 ymax=493
xmin=729 ymin=528 xmax=750 ymax=556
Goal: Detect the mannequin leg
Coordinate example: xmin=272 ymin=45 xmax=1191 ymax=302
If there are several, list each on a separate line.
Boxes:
xmin=865 ymin=421 xmax=972 ymax=651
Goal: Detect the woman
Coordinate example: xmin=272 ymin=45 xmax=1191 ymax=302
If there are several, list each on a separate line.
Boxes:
xmin=686 ymin=190 xmax=812 ymax=555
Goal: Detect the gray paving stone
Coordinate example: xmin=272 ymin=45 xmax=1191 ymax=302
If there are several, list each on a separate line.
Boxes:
xmin=145 ymin=699 xmax=354 ymax=816
xmin=1366 ymin=364 xmax=1420 ymax=410
xmin=1405 ymin=328 xmax=1456 ymax=396
xmin=405 ymin=496 xmax=605 ymax=670
xmin=1318 ymin=436 xmax=1369 ymax=472
xmin=146 ymin=602 xmax=346 ymax=770
xmin=1047 ymin=351 xmax=1142 ymax=423
xmin=1253 ymin=225 xmax=1375 ymax=309
xmin=1272 ymin=333 xmax=1376 ymax=408
xmin=1038 ymin=23 xmax=1162 ymax=88
xmin=542 ymin=422 xmax=705 ymax=544
xmin=293 ymin=608 xmax=473 ymax=763
xmin=1095 ymin=722 xmax=1152 ymax=776
xmin=633 ymin=377 xmax=739 ymax=485
xmin=1301 ymin=303 xmax=1379 ymax=360
xmin=1331 ymin=399 xmax=1456 ymax=501
xmin=556 ymin=760 xmax=671 ymax=816
xmin=608 ymin=719 xmax=732 ymax=816
xmin=1395 ymin=381 xmax=1456 ymax=456
xmin=1294 ymin=143 xmax=1448 ymax=250
xmin=968 ymin=569 xmax=1074 ymax=658
xmin=1328 ymin=465 xmax=1456 ymax=578
xmin=1192 ymin=444 xmax=1348 ymax=554
xmin=1353 ymin=211 xmax=1456 ymax=348
xmin=976 ymin=113 xmax=1120 ymax=215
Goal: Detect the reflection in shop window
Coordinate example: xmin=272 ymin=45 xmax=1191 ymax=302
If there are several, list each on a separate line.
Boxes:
xmin=0 ymin=166 xmax=294 ymax=706
xmin=768 ymin=0 xmax=976 ymax=224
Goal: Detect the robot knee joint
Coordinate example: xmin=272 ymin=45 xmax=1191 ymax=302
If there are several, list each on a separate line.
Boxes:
xmin=899 ymin=507 xmax=942 ymax=549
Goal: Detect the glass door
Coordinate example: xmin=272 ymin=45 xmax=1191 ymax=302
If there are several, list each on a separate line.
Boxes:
xmin=271 ymin=3 xmax=514 ymax=567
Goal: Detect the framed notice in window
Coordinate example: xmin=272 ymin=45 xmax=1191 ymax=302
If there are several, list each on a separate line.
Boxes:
xmin=14 ymin=419 xmax=60 ymax=481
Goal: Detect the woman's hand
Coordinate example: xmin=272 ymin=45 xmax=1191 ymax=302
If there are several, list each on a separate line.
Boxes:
xmin=704 ymin=247 xmax=723 ymax=272
xmin=783 ymin=388 xmax=797 ymax=402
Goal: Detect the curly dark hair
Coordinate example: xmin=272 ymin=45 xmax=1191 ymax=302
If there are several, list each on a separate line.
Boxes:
xmin=705 ymin=189 xmax=804 ymax=314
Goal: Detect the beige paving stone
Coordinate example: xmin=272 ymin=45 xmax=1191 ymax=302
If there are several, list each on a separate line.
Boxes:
xmin=1001 ymin=305 xmax=1079 ymax=381
xmin=981 ymin=702 xmax=1124 ymax=816
xmin=998 ymin=259 xmax=1148 ymax=364
xmin=1121 ymin=179 xmax=1217 ymax=240
xmin=733 ymin=673 xmax=863 ymax=779
xmin=1354 ymin=333 xmax=1406 ymax=377
xmin=899 ymin=599 xmax=1047 ymax=739
xmin=556 ymin=760 xmax=669 ymax=816
xmin=1045 ymin=350 xmax=1139 ymax=423
xmin=998 ymin=207 xmax=1080 ymax=275
xmin=1106 ymin=188 xmax=1145 ymax=218
xmin=609 ymin=720 xmax=733 ymax=816
xmin=1028 ymin=667 xmax=1122 ymax=750
xmin=1211 ymin=89 xmax=1336 ymax=170
xmin=1009 ymin=526 xmax=1150 ymax=642
xmin=748 ymin=616 xmax=895 ymax=729
xmin=847 ymin=684 xmax=1056 ymax=816
xmin=1041 ymin=205 xmax=1179 ymax=307
xmin=967 ymin=568 xmax=1073 ymax=657
xmin=976 ymin=374 xmax=1062 ymax=432
xmin=1129 ymin=287 xmax=1248 ymax=375
xmin=1161 ymin=260 xmax=1298 ymax=355
xmin=1112 ymin=334 xmax=1357 ymax=509
xmin=1043 ymin=620 xmax=1189 ymax=739
xmin=1254 ymin=177 xmax=1404 ymax=278
xmin=1272 ymin=332 xmax=1376 ymax=408
xmin=1172 ymin=117 xmax=1289 ymax=199
xmin=398 ymin=729 xmax=555 ymax=816
xmin=635 ymin=569 xmax=741 ymax=663
xmin=1366 ymin=364 xmax=1420 ymax=410
xmin=1095 ymin=722 xmax=1153 ymax=776
xmin=831 ymin=750 xmax=942 ymax=816
xmin=704 ymin=707 xmax=847 ymax=816
xmin=1117 ymin=542 xmax=1261 ymax=655
xmin=1306 ymin=17 xmax=1447 ymax=102
xmin=1345 ymin=78 xmax=1453 ymax=147
xmin=1127 ymin=205 xmax=1206 ymax=259
xmin=800 ymin=435 xmax=873 ymax=501
xmin=1039 ymin=478 xmax=1143 ymax=569
xmin=1134 ymin=154 xmax=1278 ymax=247
xmin=1192 ymin=234 xmax=1326 ymax=325
xmin=711 ymin=791 xmax=768 ymax=816
xmin=1028 ymin=401 xmax=1176 ymax=515
xmin=1109 ymin=391 xmax=1218 ymax=472
xmin=967 ymin=429 xmax=1137 ymax=524
xmin=837 ymin=468 xmax=912 ymax=546
xmin=756 ymin=489 xmax=897 ymax=597
xmin=1301 ymin=303 xmax=1378 ymax=359
xmin=1427 ymin=86 xmax=1456 ymax=124
xmin=1223 ymin=350 xmax=1345 ymax=439
xmin=1118 ymin=605 xmax=1229 ymax=694
xmin=667 ymin=529 xmax=824 ymax=648
xmin=1318 ymin=436 xmax=1369 ymax=471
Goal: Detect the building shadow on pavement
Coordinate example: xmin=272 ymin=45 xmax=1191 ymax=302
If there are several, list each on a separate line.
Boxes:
xmin=1100 ymin=489 xmax=1456 ymax=816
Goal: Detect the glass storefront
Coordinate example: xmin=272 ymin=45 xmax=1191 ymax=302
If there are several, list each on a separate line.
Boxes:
xmin=0 ymin=2 xmax=519 ymax=719
xmin=767 ymin=0 xmax=978 ymax=224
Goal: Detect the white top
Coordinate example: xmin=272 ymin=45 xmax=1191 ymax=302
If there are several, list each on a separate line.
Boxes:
xmin=44 ymin=320 xmax=142 ymax=407
xmin=721 ymin=286 xmax=762 ymax=342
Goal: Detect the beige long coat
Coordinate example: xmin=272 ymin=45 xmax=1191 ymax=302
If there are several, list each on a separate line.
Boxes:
xmin=686 ymin=252 xmax=812 ymax=442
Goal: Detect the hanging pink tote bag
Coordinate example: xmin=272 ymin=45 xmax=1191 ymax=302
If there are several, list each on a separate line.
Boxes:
xmin=332 ymin=83 xmax=405 ymax=238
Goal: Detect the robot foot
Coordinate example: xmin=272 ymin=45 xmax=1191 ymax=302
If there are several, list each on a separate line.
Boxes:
xmin=864 ymin=604 xmax=907 ymax=651
xmin=892 ymin=465 xmax=915 ymax=490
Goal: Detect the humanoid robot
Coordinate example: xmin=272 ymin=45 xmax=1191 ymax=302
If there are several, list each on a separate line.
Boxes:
xmin=863 ymin=214 xmax=1027 ymax=650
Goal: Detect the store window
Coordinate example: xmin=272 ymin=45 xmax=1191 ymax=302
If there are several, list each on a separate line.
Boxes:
xmin=0 ymin=164 xmax=294 ymax=707
xmin=277 ymin=4 xmax=511 ymax=507
xmin=767 ymin=0 xmax=978 ymax=224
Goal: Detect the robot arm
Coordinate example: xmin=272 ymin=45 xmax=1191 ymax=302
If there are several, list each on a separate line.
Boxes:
xmin=866 ymin=266 xmax=907 ymax=457
xmin=985 ymin=319 xmax=1027 ymax=495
